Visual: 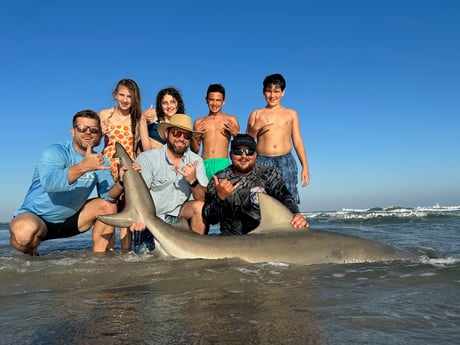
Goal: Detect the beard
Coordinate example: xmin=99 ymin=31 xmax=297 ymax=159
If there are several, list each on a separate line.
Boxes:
xmin=167 ymin=140 xmax=188 ymax=155
xmin=233 ymin=161 xmax=254 ymax=175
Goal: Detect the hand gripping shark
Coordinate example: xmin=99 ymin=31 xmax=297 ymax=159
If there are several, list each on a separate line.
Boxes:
xmin=97 ymin=143 xmax=414 ymax=265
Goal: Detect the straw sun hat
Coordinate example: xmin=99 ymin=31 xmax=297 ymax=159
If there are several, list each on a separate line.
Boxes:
xmin=157 ymin=114 xmax=202 ymax=140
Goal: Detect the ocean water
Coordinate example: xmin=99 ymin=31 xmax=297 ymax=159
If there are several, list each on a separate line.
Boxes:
xmin=0 ymin=205 xmax=459 ymax=345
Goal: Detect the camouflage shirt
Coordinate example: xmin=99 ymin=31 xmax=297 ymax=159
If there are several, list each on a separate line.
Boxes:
xmin=203 ymin=164 xmax=299 ymax=235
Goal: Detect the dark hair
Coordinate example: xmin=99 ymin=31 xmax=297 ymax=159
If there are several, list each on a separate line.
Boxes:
xmin=263 ymin=73 xmax=286 ymax=91
xmin=155 ymin=87 xmax=186 ymax=121
xmin=73 ymin=109 xmax=100 ymax=127
xmin=206 ymin=83 xmax=226 ymax=99
xmin=112 ymin=79 xmax=142 ymax=148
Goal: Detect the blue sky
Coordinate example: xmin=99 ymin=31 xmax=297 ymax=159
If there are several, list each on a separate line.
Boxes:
xmin=1 ymin=0 xmax=459 ymax=221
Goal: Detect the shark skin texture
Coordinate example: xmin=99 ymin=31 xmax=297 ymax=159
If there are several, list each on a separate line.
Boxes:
xmin=97 ymin=143 xmax=415 ymax=265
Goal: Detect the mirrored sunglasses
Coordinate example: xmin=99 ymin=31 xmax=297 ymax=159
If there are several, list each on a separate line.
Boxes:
xmin=231 ymin=148 xmax=255 ymax=156
xmin=74 ymin=125 xmax=101 ymax=134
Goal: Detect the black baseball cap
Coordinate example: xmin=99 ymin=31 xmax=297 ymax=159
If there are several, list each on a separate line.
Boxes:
xmin=230 ymin=134 xmax=256 ymax=150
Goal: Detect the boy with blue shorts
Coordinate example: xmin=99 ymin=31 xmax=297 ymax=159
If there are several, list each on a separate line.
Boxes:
xmin=246 ymin=73 xmax=310 ymax=203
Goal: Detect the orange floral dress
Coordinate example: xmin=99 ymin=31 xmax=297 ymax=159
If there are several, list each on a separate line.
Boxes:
xmin=103 ymin=123 xmax=135 ymax=182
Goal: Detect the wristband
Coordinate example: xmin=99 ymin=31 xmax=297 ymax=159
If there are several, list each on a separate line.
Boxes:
xmin=189 ymin=179 xmax=199 ymax=187
xmin=118 ymin=180 xmax=124 ymax=188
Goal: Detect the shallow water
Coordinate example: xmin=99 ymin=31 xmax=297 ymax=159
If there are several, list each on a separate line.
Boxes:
xmin=1 ymin=206 xmax=459 ymax=344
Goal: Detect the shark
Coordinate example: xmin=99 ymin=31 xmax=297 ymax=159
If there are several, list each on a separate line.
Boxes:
xmin=97 ymin=143 xmax=415 ymax=265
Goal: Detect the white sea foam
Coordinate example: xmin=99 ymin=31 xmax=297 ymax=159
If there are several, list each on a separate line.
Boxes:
xmin=305 ymin=205 xmax=460 ymax=220
xmin=420 ymin=256 xmax=460 ymax=266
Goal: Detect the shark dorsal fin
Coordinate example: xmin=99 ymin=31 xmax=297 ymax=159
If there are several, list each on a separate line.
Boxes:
xmin=251 ymin=193 xmax=294 ymax=233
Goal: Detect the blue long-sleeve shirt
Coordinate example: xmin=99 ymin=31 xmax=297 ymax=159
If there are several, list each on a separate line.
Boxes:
xmin=13 ymin=141 xmax=116 ymax=223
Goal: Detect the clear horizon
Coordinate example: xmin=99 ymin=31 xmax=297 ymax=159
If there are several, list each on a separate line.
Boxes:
xmin=1 ymin=0 xmax=459 ymax=222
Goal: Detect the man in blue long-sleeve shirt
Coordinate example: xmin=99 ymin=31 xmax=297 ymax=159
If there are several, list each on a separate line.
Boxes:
xmin=9 ymin=110 xmax=125 ymax=255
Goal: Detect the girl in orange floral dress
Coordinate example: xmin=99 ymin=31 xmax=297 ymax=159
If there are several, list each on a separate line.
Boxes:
xmin=99 ymin=79 xmax=142 ymax=251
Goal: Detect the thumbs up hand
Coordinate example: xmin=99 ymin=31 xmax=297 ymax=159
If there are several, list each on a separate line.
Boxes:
xmin=83 ymin=144 xmax=110 ymax=171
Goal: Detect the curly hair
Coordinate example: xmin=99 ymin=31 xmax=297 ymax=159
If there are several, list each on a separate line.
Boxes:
xmin=155 ymin=87 xmax=186 ymax=121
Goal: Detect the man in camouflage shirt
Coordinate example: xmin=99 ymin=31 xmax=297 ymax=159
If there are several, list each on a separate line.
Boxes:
xmin=202 ymin=134 xmax=309 ymax=235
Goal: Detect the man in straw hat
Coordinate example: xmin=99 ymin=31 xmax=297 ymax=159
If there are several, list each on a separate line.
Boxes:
xmin=131 ymin=114 xmax=209 ymax=253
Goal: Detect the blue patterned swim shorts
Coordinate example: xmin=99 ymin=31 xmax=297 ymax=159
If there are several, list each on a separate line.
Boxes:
xmin=256 ymin=152 xmax=300 ymax=204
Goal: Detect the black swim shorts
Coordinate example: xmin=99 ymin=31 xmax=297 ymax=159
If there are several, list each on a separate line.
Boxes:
xmin=41 ymin=211 xmax=81 ymax=241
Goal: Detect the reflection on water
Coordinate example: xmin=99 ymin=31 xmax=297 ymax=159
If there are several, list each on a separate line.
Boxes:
xmin=1 ymin=255 xmax=325 ymax=344
xmin=1 ymin=210 xmax=459 ymax=345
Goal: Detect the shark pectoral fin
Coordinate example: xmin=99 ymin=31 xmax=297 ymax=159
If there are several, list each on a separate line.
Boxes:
xmin=251 ymin=193 xmax=294 ymax=234
xmin=97 ymin=208 xmax=139 ymax=228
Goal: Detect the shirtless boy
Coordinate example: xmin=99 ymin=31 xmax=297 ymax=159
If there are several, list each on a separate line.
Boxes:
xmin=246 ymin=73 xmax=309 ymax=203
xmin=191 ymin=84 xmax=240 ymax=179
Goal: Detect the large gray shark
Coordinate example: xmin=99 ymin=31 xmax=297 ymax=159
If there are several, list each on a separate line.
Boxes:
xmin=98 ymin=143 xmax=414 ymax=265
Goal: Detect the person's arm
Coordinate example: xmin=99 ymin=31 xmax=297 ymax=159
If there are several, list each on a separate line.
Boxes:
xmin=190 ymin=119 xmax=202 ymax=154
xmin=139 ymin=106 xmax=158 ymax=152
xmin=68 ymin=144 xmax=110 ymax=184
xmin=267 ymin=168 xmax=299 ymax=214
xmin=105 ymin=161 xmax=142 ymax=201
xmin=98 ymin=108 xmax=113 ymax=136
xmin=107 ymin=181 xmax=124 ymax=200
xmin=245 ymin=110 xmax=259 ymax=138
xmin=178 ymin=159 xmax=208 ymax=201
xmin=105 ymin=167 xmax=126 ymax=200
xmin=225 ymin=115 xmax=240 ymax=137
xmin=291 ymin=110 xmax=310 ymax=186
xmin=290 ymin=213 xmax=309 ymax=228
xmin=39 ymin=143 xmax=109 ymax=192
xmin=202 ymin=174 xmax=240 ymax=225
xmin=39 ymin=143 xmax=120 ymax=204
xmin=139 ymin=112 xmax=152 ymax=152
xmin=268 ymin=169 xmax=308 ymax=228
xmin=190 ymin=182 xmax=206 ymax=201
xmin=202 ymin=178 xmax=227 ymax=225
xmin=93 ymin=151 xmax=125 ymax=203
xmin=38 ymin=144 xmax=76 ymax=192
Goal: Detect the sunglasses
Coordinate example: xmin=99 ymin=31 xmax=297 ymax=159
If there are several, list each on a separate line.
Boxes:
xmin=231 ymin=148 xmax=255 ymax=156
xmin=169 ymin=128 xmax=192 ymax=140
xmin=74 ymin=125 xmax=101 ymax=134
